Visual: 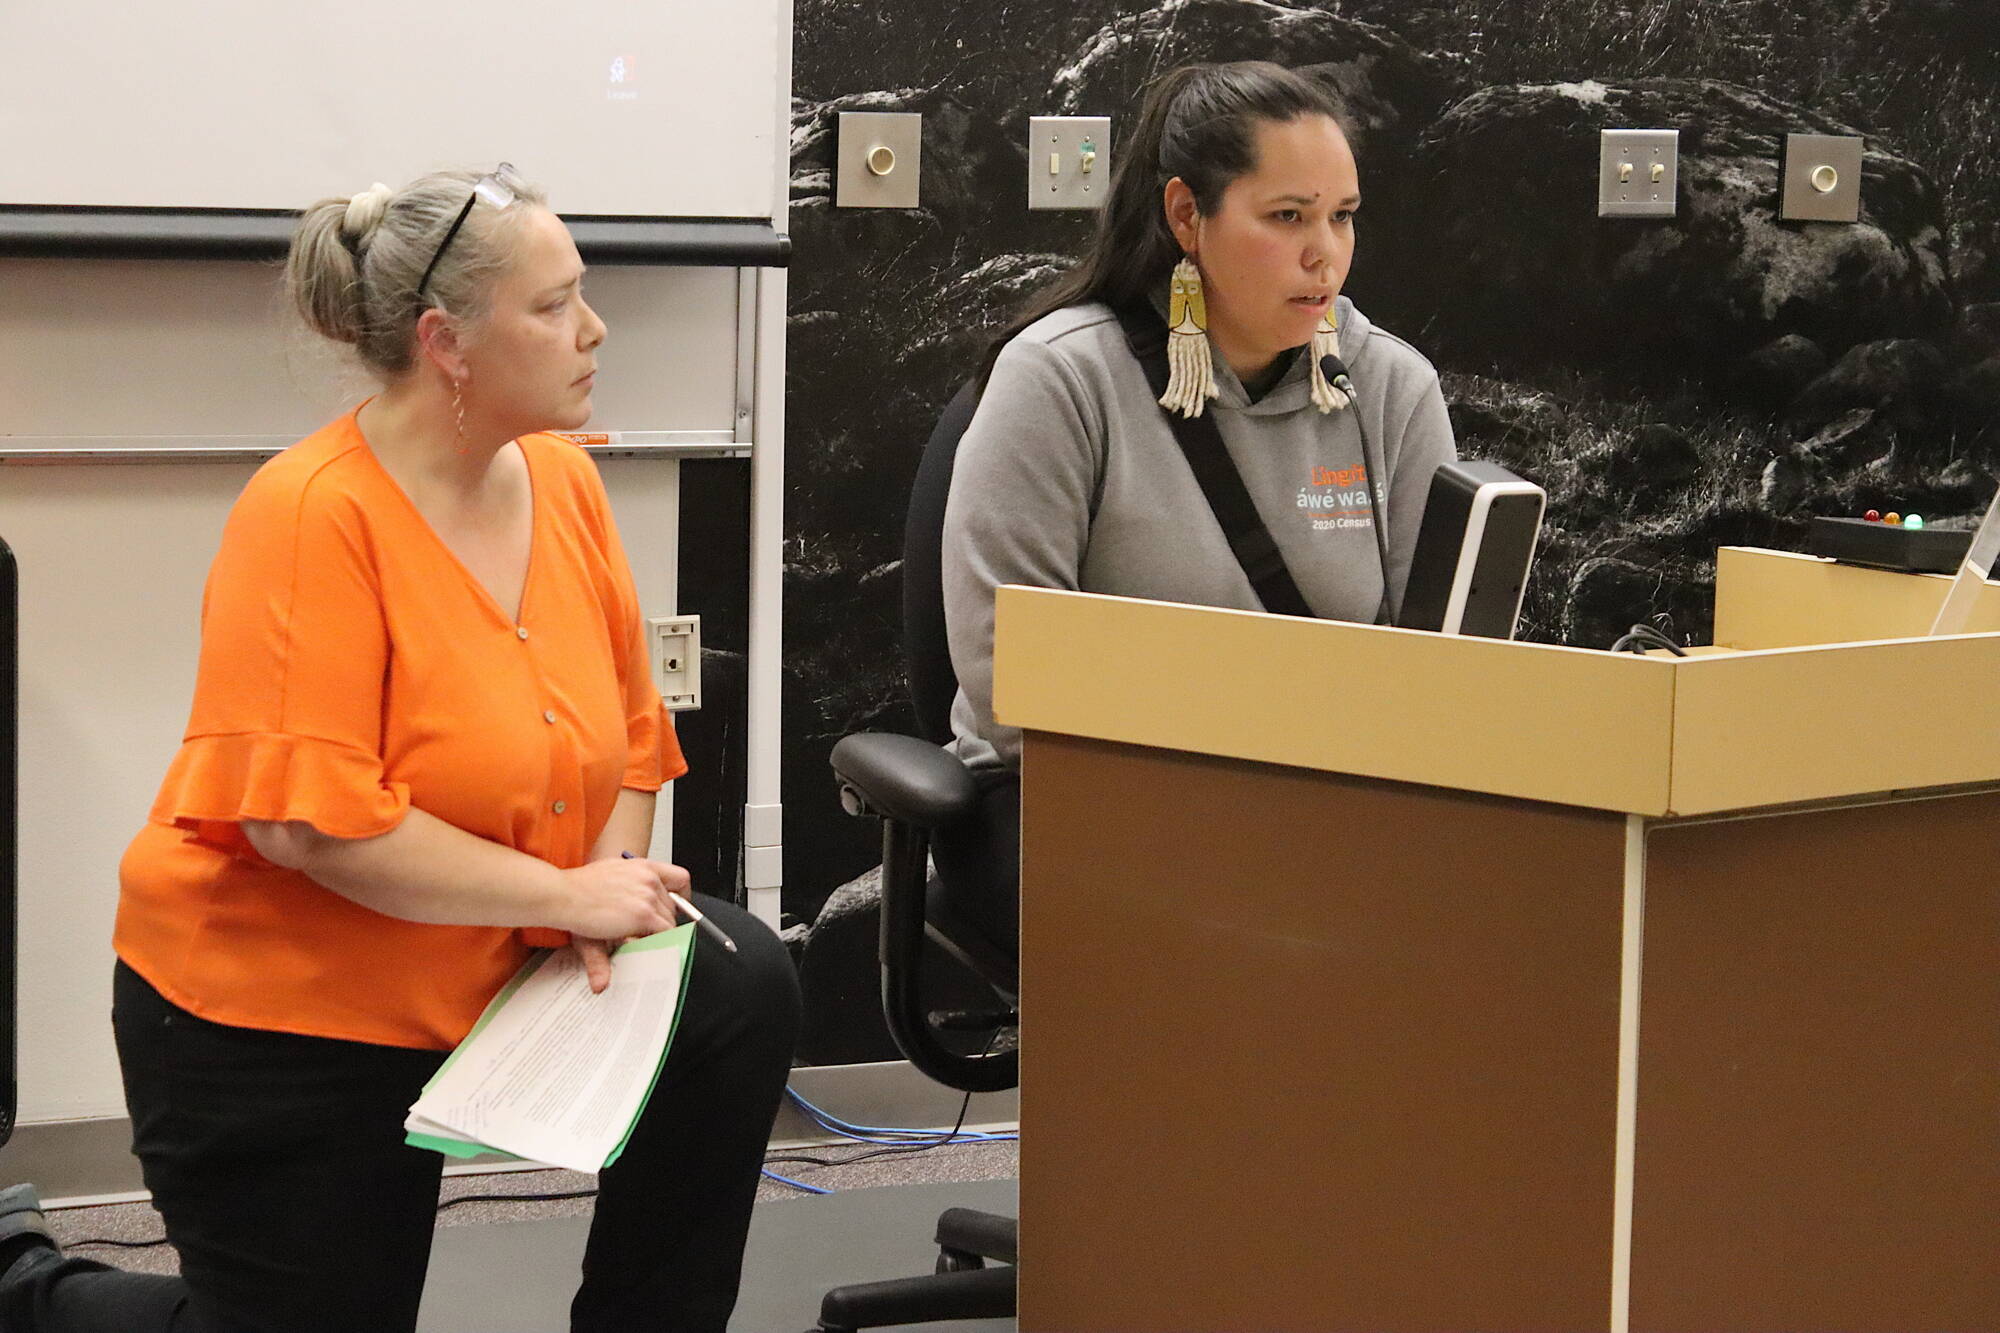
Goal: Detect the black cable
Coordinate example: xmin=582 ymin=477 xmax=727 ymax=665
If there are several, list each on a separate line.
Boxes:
xmin=769 ymin=1125 xmax=973 ymax=1166
xmin=435 ymin=1187 xmax=598 ymax=1214
xmin=766 ymin=1027 xmax=1001 ymax=1186
xmin=766 ymin=1087 xmax=980 ymax=1172
xmin=1353 ymin=406 xmax=1394 ymax=626
xmin=1609 ymin=622 xmax=1687 ymax=656
xmin=1322 ymin=358 xmax=1396 ymax=626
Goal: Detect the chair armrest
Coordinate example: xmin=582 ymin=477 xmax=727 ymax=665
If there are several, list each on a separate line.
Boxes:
xmin=833 ymin=731 xmax=1018 ymax=1094
xmin=830 ymin=732 xmax=978 ymax=830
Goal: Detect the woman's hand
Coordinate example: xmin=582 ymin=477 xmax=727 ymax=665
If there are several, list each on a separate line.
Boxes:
xmin=571 ymin=937 xmax=618 ymax=994
xmin=556 ymin=856 xmax=692 ymax=992
xmin=553 ymin=856 xmax=684 ymax=942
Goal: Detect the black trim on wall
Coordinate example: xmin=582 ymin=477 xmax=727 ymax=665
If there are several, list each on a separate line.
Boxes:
xmin=0 ymin=207 xmax=790 ymax=267
xmin=2 ymin=534 xmax=17 ymax=1150
xmin=670 ymin=459 xmax=754 ymax=908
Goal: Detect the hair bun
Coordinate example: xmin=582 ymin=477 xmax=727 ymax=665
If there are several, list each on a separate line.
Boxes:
xmin=340 ymin=182 xmax=396 ymax=246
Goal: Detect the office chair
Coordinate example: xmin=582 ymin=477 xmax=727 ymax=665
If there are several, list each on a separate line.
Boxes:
xmin=813 ymin=382 xmax=1021 ymax=1333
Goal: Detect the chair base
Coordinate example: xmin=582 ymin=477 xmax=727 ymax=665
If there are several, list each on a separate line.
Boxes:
xmin=814 ymin=1209 xmax=1017 ymax=1332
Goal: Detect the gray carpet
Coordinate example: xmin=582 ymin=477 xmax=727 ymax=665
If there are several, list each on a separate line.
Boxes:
xmin=46 ymin=1142 xmax=1019 ymax=1332
xmin=421 ymin=1176 xmax=1018 ymax=1333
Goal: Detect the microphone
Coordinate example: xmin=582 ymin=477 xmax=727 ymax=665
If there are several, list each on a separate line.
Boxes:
xmin=1318 ymin=354 xmax=1393 ymax=624
xmin=1317 ymin=353 xmax=1356 ymax=398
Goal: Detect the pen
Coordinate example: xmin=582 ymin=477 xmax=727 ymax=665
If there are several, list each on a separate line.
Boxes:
xmin=621 ymin=852 xmax=738 ymax=953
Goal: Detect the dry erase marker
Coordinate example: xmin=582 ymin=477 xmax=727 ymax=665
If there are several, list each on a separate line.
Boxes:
xmin=622 ymin=852 xmax=738 ymax=953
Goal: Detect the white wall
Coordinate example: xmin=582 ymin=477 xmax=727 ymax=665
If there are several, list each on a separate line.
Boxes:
xmin=0 ymin=258 xmax=742 ymax=1122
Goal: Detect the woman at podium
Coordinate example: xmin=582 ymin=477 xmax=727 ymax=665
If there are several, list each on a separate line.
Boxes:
xmin=938 ymin=60 xmax=1457 ymax=949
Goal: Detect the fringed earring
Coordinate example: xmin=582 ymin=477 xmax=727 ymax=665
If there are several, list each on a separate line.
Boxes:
xmin=1308 ymin=305 xmax=1350 ymax=414
xmin=1159 ymin=257 xmax=1218 ymax=419
xmin=451 ymin=375 xmax=470 ymax=455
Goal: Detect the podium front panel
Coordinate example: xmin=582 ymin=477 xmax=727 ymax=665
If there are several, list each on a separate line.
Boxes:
xmin=1632 ymin=791 xmax=2000 ymax=1330
xmin=1018 ymin=732 xmax=1629 ymax=1332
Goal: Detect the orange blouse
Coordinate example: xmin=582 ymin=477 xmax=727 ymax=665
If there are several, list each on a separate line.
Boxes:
xmin=115 ymin=411 xmax=685 ymax=1051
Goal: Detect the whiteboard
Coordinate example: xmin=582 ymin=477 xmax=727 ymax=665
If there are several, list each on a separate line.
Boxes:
xmin=0 ymin=0 xmax=782 ymax=219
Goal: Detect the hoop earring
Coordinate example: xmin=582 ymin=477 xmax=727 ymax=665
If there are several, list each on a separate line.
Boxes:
xmin=1308 ymin=306 xmax=1350 ymax=414
xmin=451 ymin=375 xmax=470 ymax=455
xmin=1159 ymin=257 xmax=1217 ymax=419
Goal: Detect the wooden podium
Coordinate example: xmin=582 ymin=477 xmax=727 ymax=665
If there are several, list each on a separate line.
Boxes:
xmin=996 ymin=547 xmax=2000 ymax=1333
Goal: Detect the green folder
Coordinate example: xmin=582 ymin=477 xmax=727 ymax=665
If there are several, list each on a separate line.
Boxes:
xmin=405 ymin=923 xmax=696 ymax=1170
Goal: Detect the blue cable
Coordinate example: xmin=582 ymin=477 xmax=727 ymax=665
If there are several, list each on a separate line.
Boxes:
xmin=791 ymin=1102 xmax=1011 ymax=1144
xmin=761 ymin=1168 xmax=831 ymax=1195
xmin=784 ymin=1087 xmax=1015 ymax=1145
xmin=765 ymin=1084 xmax=1018 ymax=1197
xmin=792 ymin=1091 xmax=1016 ymax=1143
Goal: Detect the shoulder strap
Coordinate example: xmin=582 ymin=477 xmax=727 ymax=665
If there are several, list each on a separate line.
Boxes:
xmin=1114 ymin=305 xmax=1314 ymax=618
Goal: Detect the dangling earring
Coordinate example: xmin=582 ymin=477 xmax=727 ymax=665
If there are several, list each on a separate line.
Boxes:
xmin=451 ymin=374 xmax=470 ymax=455
xmin=1308 ymin=306 xmax=1350 ymax=413
xmin=1159 ymin=257 xmax=1218 ymax=419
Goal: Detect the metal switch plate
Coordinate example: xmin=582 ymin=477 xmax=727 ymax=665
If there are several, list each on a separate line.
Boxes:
xmin=1598 ymin=129 xmax=1679 ymax=218
xmin=1029 ymin=115 xmax=1112 ymax=210
xmin=1780 ymin=133 xmax=1863 ymax=223
xmin=648 ymin=614 xmax=702 ymax=711
xmin=837 ymin=112 xmax=921 ymax=209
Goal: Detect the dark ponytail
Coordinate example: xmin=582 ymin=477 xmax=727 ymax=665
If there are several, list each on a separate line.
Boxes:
xmin=981 ymin=61 xmax=1344 ymax=384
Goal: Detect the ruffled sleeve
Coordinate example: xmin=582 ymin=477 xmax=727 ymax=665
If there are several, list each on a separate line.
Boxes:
xmin=153 ymin=449 xmax=407 ymax=858
xmin=151 ymin=731 xmax=409 ymax=860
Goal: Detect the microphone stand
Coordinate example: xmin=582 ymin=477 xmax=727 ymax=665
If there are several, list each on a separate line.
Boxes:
xmin=1320 ymin=355 xmax=1394 ymax=625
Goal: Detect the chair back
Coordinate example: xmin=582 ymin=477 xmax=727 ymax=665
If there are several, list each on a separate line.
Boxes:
xmin=858 ymin=382 xmax=1018 ymax=1092
xmin=901 ymin=380 xmax=981 ymax=746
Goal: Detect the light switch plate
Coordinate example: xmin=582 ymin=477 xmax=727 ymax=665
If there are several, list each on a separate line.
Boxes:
xmin=837 ymin=111 xmax=921 ymax=209
xmin=1598 ymin=129 xmax=1679 ymax=218
xmin=1780 ymin=133 xmax=1863 ymax=223
xmin=1028 ymin=115 xmax=1112 ymax=210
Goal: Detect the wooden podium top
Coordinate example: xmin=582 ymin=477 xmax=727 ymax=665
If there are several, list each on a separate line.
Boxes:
xmin=993 ymin=546 xmax=2000 ymax=818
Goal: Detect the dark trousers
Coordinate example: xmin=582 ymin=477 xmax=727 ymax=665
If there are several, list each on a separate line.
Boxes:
xmin=929 ymin=770 xmax=1021 ymax=957
xmin=1 ymin=894 xmax=800 ymax=1333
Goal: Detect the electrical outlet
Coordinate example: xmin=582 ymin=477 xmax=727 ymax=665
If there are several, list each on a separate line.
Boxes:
xmin=647 ymin=615 xmax=702 ymax=711
xmin=1029 ymin=115 xmax=1112 ymax=210
xmin=1598 ymin=129 xmax=1678 ymax=218
xmin=1779 ymin=133 xmax=1862 ymax=223
xmin=836 ymin=112 xmax=921 ymax=209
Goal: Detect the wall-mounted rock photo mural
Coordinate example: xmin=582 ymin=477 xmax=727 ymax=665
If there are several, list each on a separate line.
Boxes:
xmin=770 ymin=0 xmax=1999 ymax=1059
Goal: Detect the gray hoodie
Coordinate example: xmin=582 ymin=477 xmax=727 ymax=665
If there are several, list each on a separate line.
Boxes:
xmin=943 ymin=296 xmax=1457 ymax=771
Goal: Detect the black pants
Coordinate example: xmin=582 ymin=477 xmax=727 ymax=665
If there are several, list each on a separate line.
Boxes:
xmin=928 ymin=770 xmax=1021 ymax=958
xmin=1 ymin=894 xmax=800 ymax=1333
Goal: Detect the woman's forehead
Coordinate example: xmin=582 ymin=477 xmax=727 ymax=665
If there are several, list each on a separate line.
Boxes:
xmin=504 ymin=208 xmax=583 ymax=285
xmin=1238 ymin=116 xmax=1357 ymax=194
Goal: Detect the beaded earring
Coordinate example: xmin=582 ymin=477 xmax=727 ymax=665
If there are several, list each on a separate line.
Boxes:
xmin=1158 ymin=257 xmax=1218 ymax=419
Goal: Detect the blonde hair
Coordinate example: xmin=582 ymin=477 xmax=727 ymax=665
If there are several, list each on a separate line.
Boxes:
xmin=285 ymin=168 xmax=549 ymax=378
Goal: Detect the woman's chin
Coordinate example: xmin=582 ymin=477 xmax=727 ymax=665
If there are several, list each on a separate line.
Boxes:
xmin=1283 ymin=308 xmax=1329 ymax=341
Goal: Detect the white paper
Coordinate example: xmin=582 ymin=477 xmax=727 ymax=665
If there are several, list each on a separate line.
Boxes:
xmin=408 ymin=942 xmax=688 ymax=1173
xmin=403 ymin=1113 xmax=490 ymax=1152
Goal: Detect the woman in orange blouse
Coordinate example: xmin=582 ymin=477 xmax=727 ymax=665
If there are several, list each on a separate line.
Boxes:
xmin=0 ymin=166 xmax=800 ymax=1333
